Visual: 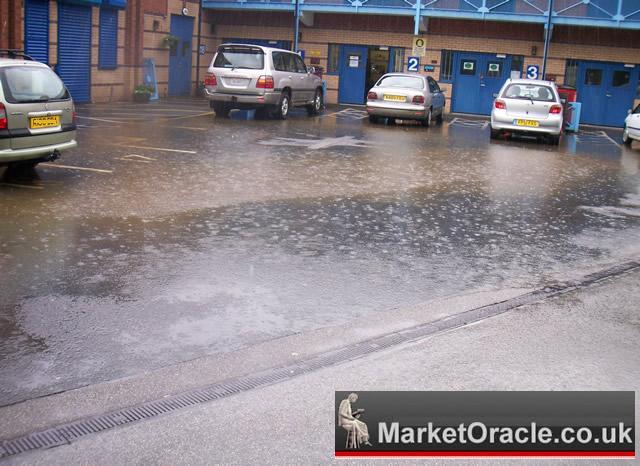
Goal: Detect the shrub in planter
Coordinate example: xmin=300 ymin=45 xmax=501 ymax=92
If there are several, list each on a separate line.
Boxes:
xmin=133 ymin=85 xmax=153 ymax=103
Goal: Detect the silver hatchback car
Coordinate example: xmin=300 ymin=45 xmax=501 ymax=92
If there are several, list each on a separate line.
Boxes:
xmin=204 ymin=44 xmax=324 ymax=120
xmin=0 ymin=51 xmax=77 ymax=168
xmin=490 ymin=79 xmax=563 ymax=145
xmin=366 ymin=73 xmax=446 ymax=127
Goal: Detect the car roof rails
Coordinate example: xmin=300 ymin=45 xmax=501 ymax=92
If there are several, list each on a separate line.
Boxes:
xmin=0 ymin=49 xmax=35 ymax=61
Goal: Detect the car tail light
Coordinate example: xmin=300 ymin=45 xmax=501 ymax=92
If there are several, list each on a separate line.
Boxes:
xmin=204 ymin=74 xmax=217 ymax=86
xmin=549 ymin=104 xmax=563 ymax=114
xmin=256 ymin=76 xmax=274 ymax=89
xmin=494 ymin=100 xmax=506 ymax=110
xmin=367 ymin=91 xmax=378 ymax=100
xmin=412 ymin=95 xmax=425 ymax=104
xmin=0 ymin=103 xmax=6 ymax=129
xmin=72 ymin=103 xmax=77 ymax=124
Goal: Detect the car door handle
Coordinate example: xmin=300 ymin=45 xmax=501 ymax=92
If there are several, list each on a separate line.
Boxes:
xmin=606 ymin=94 xmax=612 ymax=98
xmin=480 ymin=83 xmax=486 ymax=87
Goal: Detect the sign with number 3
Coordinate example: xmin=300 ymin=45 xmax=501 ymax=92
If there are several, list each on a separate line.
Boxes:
xmin=526 ymin=65 xmax=539 ymax=80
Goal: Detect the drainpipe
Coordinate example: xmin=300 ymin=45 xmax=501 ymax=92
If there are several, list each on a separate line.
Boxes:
xmin=414 ymin=0 xmax=422 ymax=36
xmin=541 ymin=0 xmax=553 ymax=79
xmin=195 ymin=0 xmax=203 ymax=94
xmin=294 ymin=0 xmax=300 ymax=52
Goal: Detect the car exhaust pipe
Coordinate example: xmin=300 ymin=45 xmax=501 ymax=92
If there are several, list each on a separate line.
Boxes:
xmin=46 ymin=150 xmax=61 ymax=162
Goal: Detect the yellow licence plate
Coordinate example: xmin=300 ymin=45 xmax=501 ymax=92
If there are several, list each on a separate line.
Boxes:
xmin=514 ymin=119 xmax=539 ymax=128
xmin=384 ymin=95 xmax=405 ymax=102
xmin=30 ymin=115 xmax=60 ymax=129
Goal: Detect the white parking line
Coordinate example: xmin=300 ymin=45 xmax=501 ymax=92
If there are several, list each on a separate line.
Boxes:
xmin=123 ymin=154 xmax=155 ymax=161
xmin=40 ymin=163 xmax=113 ymax=174
xmin=115 ymin=144 xmax=197 ymax=154
xmin=77 ymin=116 xmax=123 ymax=124
xmin=173 ymin=126 xmax=209 ymax=131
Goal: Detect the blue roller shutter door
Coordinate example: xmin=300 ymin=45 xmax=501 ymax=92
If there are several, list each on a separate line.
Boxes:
xmin=57 ymin=3 xmax=92 ymax=103
xmin=99 ymin=8 xmax=118 ymax=69
xmin=24 ymin=0 xmax=49 ymax=63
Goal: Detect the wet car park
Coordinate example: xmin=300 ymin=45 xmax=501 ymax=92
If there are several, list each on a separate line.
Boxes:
xmin=1 ymin=97 xmax=639 ymax=407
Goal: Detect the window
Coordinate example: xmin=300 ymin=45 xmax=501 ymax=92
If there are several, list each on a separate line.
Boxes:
xmin=427 ymin=77 xmax=439 ymax=93
xmin=328 ymin=44 xmax=339 ymax=74
xmin=378 ymin=75 xmax=424 ymax=90
xmin=486 ymin=61 xmax=501 ymax=78
xmin=585 ymin=68 xmax=602 ymax=86
xmin=272 ymin=52 xmax=286 ymax=72
xmin=440 ymin=50 xmax=454 ymax=82
xmin=294 ymin=55 xmax=307 ymax=74
xmin=510 ymin=55 xmax=524 ymax=78
xmin=214 ymin=46 xmax=265 ymax=70
xmin=612 ymin=70 xmax=630 ymax=88
xmin=391 ymin=48 xmax=405 ymax=72
xmin=502 ymin=83 xmax=555 ymax=102
xmin=460 ymin=60 xmax=476 ymax=76
xmin=98 ymin=8 xmax=118 ymax=69
xmin=0 ymin=66 xmax=69 ymax=103
xmin=564 ymin=59 xmax=578 ymax=87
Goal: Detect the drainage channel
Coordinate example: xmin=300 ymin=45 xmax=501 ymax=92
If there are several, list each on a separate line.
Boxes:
xmin=1 ymin=260 xmax=638 ymax=459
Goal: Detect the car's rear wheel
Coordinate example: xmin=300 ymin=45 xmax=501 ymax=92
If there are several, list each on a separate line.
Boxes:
xmin=306 ymin=89 xmax=323 ymax=116
xmin=623 ymin=126 xmax=633 ymax=146
xmin=368 ymin=115 xmax=379 ymax=124
xmin=212 ymin=102 xmax=231 ymax=118
xmin=436 ymin=109 xmax=444 ymax=125
xmin=490 ymin=127 xmax=501 ymax=140
xmin=272 ymin=92 xmax=290 ymax=120
xmin=422 ymin=108 xmax=432 ymax=127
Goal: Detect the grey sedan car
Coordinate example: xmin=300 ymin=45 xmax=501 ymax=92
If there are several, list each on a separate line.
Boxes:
xmin=490 ymin=79 xmax=563 ymax=145
xmin=366 ymin=73 xmax=446 ymax=127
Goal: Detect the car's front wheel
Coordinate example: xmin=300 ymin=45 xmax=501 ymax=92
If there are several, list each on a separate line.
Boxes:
xmin=212 ymin=102 xmax=231 ymax=118
xmin=623 ymin=126 xmax=633 ymax=146
xmin=306 ymin=89 xmax=323 ymax=116
xmin=272 ymin=92 xmax=290 ymax=120
xmin=421 ymin=108 xmax=432 ymax=127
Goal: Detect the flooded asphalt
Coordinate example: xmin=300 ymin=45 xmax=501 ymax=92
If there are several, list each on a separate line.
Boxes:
xmin=1 ymin=98 xmax=640 ymax=406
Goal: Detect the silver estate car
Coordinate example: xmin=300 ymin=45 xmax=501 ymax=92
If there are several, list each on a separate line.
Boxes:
xmin=204 ymin=44 xmax=324 ymax=120
xmin=490 ymin=79 xmax=563 ymax=145
xmin=366 ymin=73 xmax=446 ymax=127
xmin=0 ymin=51 xmax=77 ymax=168
xmin=623 ymin=103 xmax=640 ymax=147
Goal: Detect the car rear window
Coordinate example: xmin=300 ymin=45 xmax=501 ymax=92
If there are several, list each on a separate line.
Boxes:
xmin=377 ymin=75 xmax=424 ymax=90
xmin=213 ymin=47 xmax=265 ymax=70
xmin=502 ymin=83 xmax=555 ymax=102
xmin=0 ymin=65 xmax=69 ymax=104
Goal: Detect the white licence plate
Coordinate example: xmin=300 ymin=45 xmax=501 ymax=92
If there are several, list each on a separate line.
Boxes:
xmin=228 ymin=78 xmax=248 ymax=86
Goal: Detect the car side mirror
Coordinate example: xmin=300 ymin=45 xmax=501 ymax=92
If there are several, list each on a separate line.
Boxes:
xmin=307 ymin=66 xmax=315 ymax=74
xmin=440 ymin=89 xmax=446 ymax=94
xmin=628 ymin=109 xmax=633 ymax=115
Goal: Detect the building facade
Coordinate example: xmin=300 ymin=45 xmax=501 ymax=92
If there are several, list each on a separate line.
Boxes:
xmin=2 ymin=0 xmax=639 ymax=127
xmin=200 ymin=0 xmax=640 ymax=127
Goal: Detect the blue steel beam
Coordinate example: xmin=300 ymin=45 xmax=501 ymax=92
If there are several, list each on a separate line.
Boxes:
xmin=201 ymin=0 xmax=640 ymax=29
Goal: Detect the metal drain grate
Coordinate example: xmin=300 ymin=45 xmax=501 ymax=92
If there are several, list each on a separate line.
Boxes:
xmin=2 ymin=260 xmax=638 ymax=459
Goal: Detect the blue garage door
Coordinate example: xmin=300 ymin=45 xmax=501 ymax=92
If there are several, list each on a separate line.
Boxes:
xmin=576 ymin=61 xmax=639 ymax=127
xmin=24 ymin=0 xmax=49 ymax=63
xmin=338 ymin=45 xmax=369 ymax=105
xmin=452 ymin=52 xmax=512 ymax=115
xmin=168 ymin=15 xmax=194 ymax=96
xmin=57 ymin=3 xmax=92 ymax=103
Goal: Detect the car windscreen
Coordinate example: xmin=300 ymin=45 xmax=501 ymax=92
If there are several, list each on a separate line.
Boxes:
xmin=213 ymin=47 xmax=265 ymax=70
xmin=377 ymin=76 xmax=424 ymax=90
xmin=502 ymin=83 xmax=555 ymax=102
xmin=0 ymin=65 xmax=69 ymax=103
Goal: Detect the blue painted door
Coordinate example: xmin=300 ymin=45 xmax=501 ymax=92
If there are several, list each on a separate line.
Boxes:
xmin=57 ymin=3 xmax=91 ymax=103
xmin=24 ymin=0 xmax=49 ymax=64
xmin=577 ymin=61 xmax=639 ymax=127
xmin=168 ymin=15 xmax=194 ymax=96
xmin=452 ymin=52 xmax=511 ymax=115
xmin=338 ymin=45 xmax=368 ymax=105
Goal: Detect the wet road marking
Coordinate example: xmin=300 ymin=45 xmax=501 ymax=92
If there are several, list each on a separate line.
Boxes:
xmin=576 ymin=130 xmax=620 ymax=147
xmin=173 ymin=126 xmax=209 ymax=131
xmin=258 ymin=135 xmax=375 ymax=150
xmin=116 ymin=144 xmax=197 ymax=154
xmin=40 ymin=163 xmax=113 ymax=174
xmin=0 ymin=182 xmax=44 ymax=190
xmin=449 ymin=117 xmax=489 ymax=129
xmin=77 ymin=116 xmax=123 ymax=124
xmin=123 ymin=154 xmax=155 ymax=161
xmin=117 ymin=154 xmax=156 ymax=164
xmin=326 ymin=108 xmax=369 ymax=120
xmin=167 ymin=111 xmax=215 ymax=120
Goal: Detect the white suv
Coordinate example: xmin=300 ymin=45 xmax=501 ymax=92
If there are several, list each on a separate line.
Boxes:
xmin=204 ymin=44 xmax=323 ymax=120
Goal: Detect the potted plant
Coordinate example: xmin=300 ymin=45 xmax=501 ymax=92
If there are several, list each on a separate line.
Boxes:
xmin=133 ymin=84 xmax=153 ymax=103
xmin=161 ymin=35 xmax=179 ymax=50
